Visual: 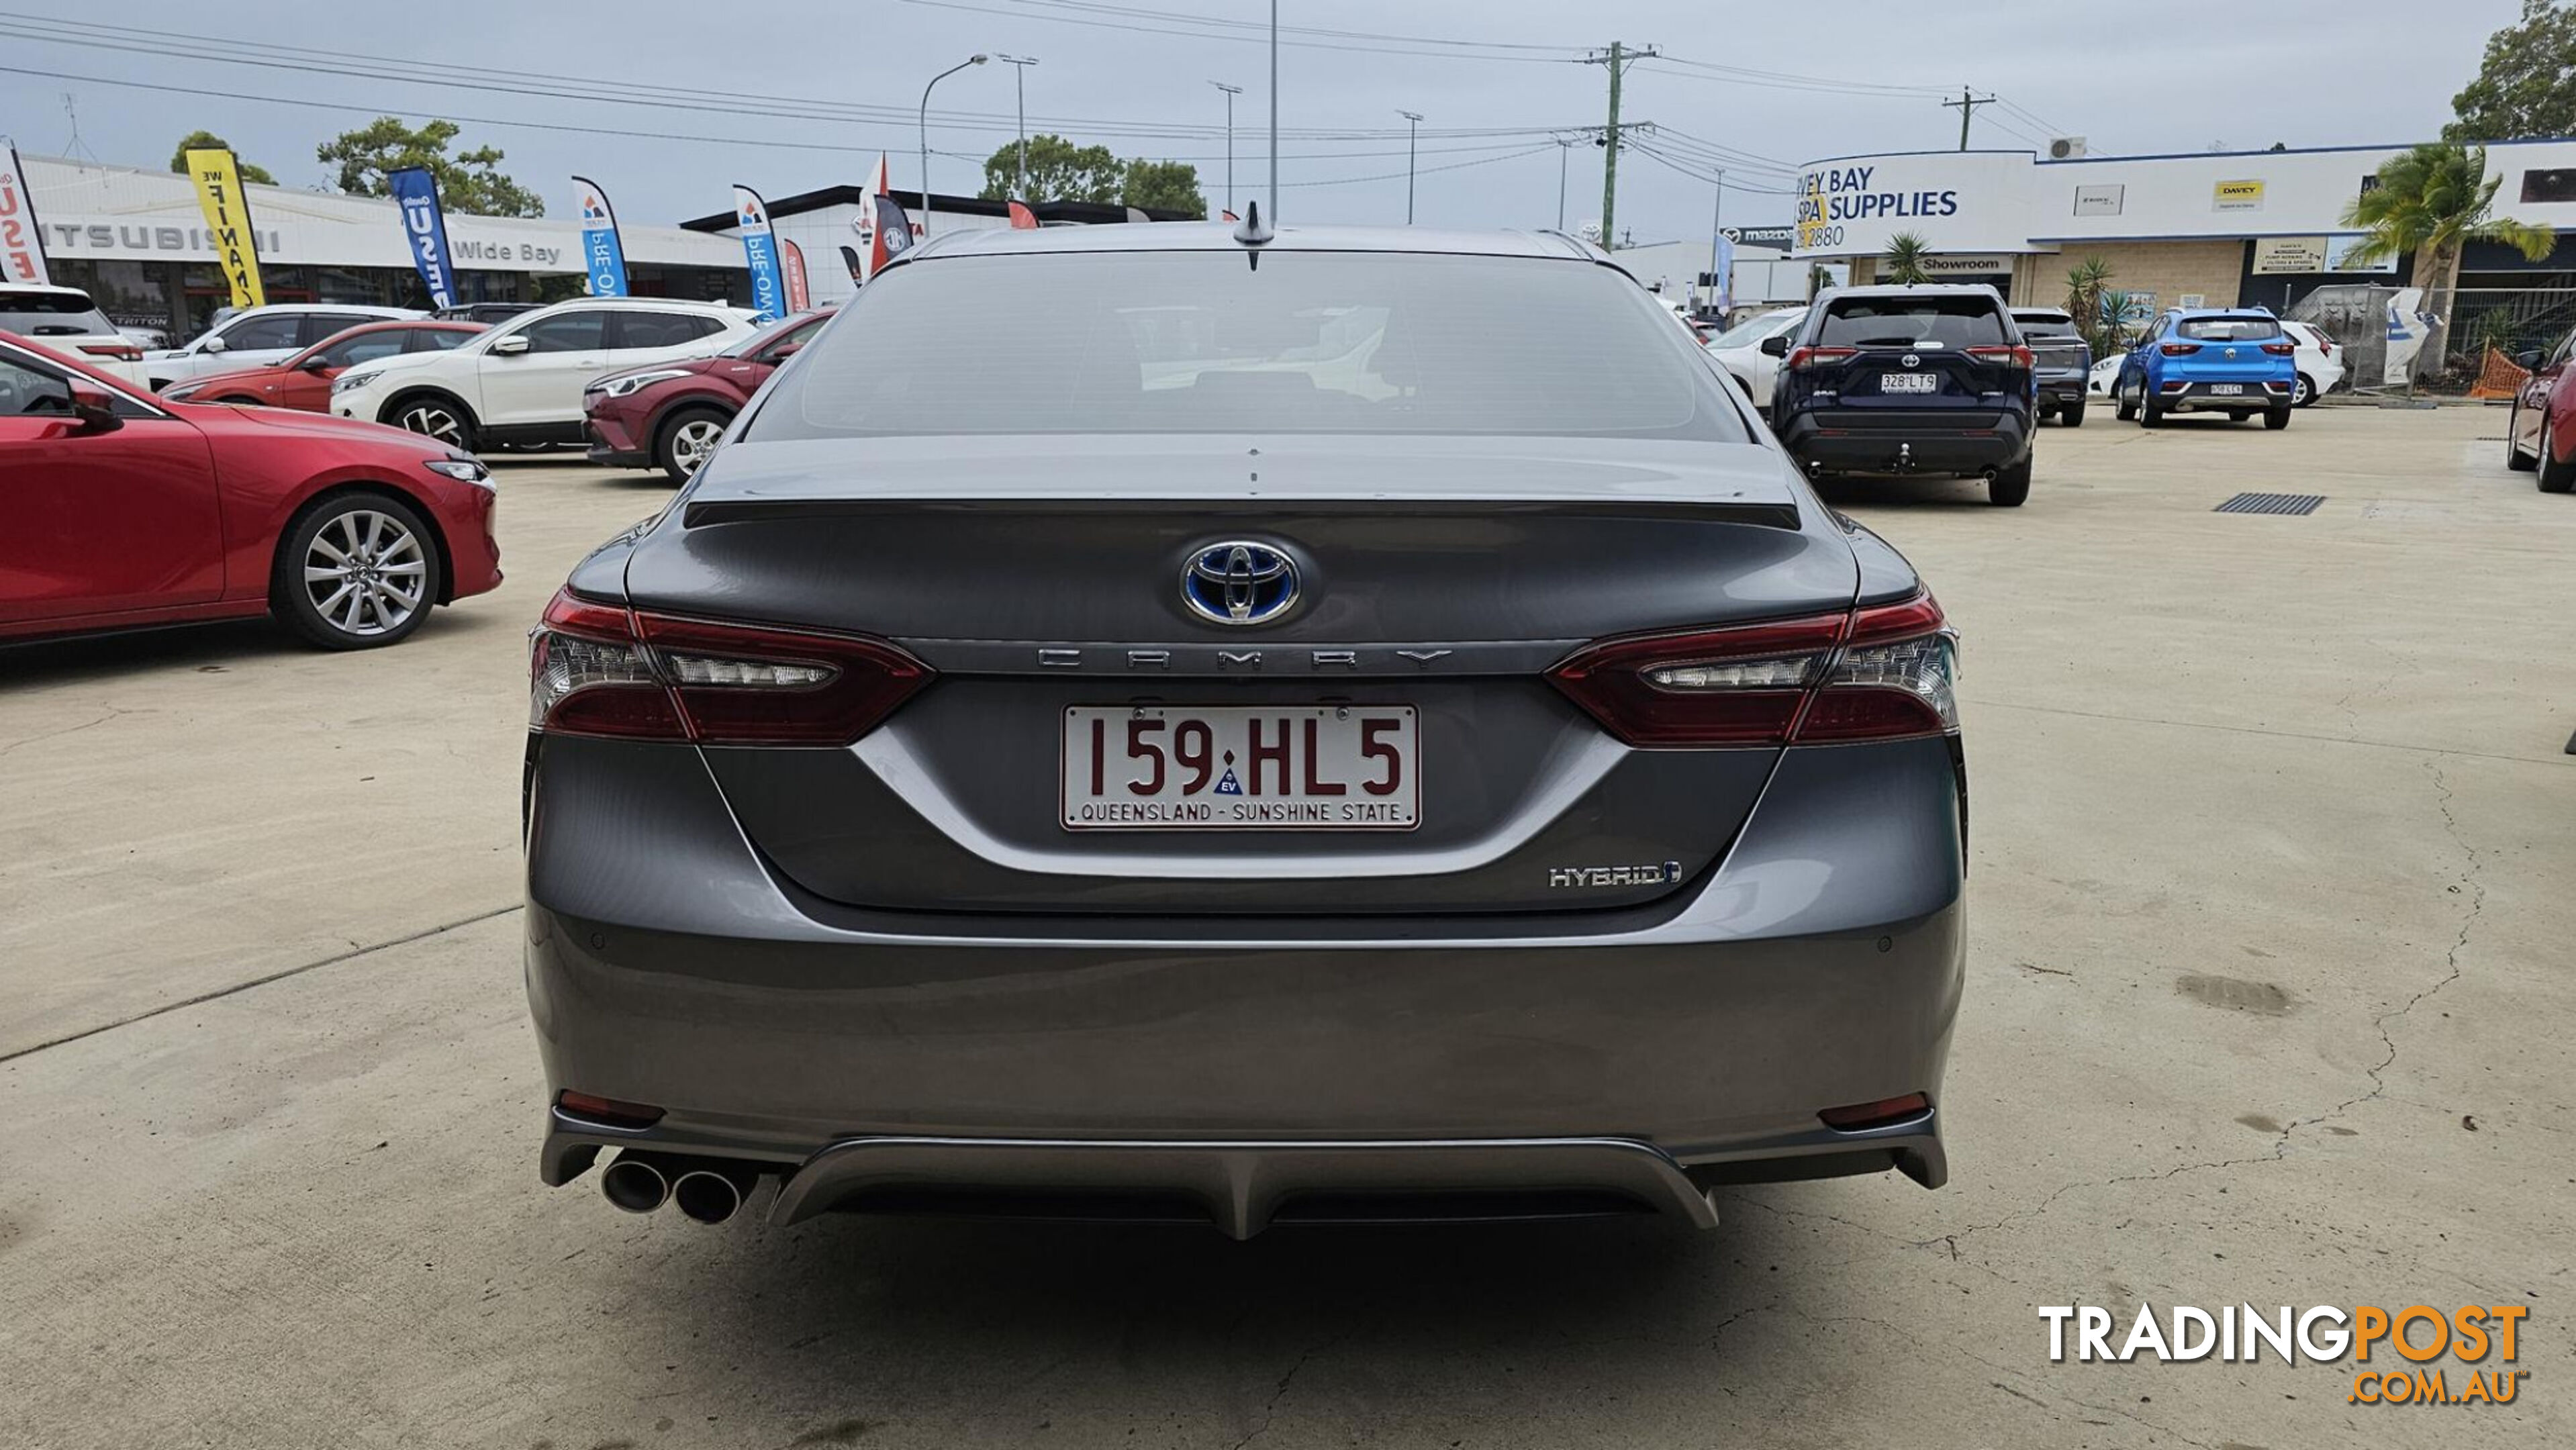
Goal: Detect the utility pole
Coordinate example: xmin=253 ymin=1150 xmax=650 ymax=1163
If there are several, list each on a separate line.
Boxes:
xmin=1585 ymin=41 xmax=1656 ymax=251
xmin=1942 ymin=87 xmax=1995 ymax=151
xmin=997 ymin=55 xmax=1039 ymax=197
xmin=1210 ymin=81 xmax=1243 ymax=215
xmin=1398 ymin=110 xmax=1423 ymax=224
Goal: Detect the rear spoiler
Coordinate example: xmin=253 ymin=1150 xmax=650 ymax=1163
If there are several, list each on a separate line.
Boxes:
xmin=681 ymin=495 xmax=1803 ymax=531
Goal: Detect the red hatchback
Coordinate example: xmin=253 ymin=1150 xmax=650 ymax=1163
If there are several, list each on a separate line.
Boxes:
xmin=159 ymin=319 xmax=487 ymax=414
xmin=585 ymin=308 xmax=834 ymax=481
xmin=1 ymin=333 xmax=502 ymax=649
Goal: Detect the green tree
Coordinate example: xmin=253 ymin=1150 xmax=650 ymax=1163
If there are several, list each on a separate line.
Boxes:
xmin=978 ymin=133 xmax=1120 ymax=203
xmin=169 ymin=131 xmax=275 ymax=186
xmin=1882 ymin=230 xmax=1932 ymax=285
xmin=316 ymin=118 xmax=543 ymax=218
xmin=1120 ymin=158 xmax=1205 ymax=218
xmin=2063 ymin=255 xmax=2118 ymax=356
xmin=2341 ymin=142 xmax=2556 ymax=378
xmin=2448 ymin=0 xmax=2576 ymax=140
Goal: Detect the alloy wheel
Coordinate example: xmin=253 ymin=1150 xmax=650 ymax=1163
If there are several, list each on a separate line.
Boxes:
xmin=398 ymin=404 xmax=465 ymax=447
xmin=303 ymin=508 xmax=427 ymax=638
xmin=670 ymin=418 xmax=725 ymax=476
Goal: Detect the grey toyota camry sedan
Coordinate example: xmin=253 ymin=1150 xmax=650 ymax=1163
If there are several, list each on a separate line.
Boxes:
xmin=522 ymin=220 xmax=1966 ymax=1237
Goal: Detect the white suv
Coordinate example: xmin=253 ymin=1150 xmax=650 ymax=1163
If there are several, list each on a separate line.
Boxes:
xmin=145 ymin=303 xmax=420 ymax=390
xmin=331 ymin=297 xmax=759 ymax=452
xmin=1 ymin=284 xmax=152 ymax=388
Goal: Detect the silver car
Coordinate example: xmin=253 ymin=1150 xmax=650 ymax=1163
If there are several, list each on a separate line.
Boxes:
xmin=522 ymin=222 xmax=1966 ymax=1237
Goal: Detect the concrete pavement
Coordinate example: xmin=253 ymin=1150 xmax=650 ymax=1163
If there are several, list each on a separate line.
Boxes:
xmin=2 ymin=407 xmax=2567 ymax=1447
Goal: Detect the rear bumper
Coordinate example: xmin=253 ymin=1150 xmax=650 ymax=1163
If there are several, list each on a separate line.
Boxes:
xmin=2156 ymin=377 xmax=2294 ymax=411
xmin=1778 ymin=411 xmax=2030 ymax=475
xmin=523 ymin=732 xmax=1968 ymax=1230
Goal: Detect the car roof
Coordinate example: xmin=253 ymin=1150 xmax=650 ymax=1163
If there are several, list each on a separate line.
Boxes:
xmin=2166 ymin=305 xmax=2275 ymax=319
xmin=906 ymin=222 xmax=1600 ymax=262
xmin=526 ymin=296 xmax=750 ymax=313
xmin=0 ymin=283 xmax=96 ymax=298
xmin=1819 ymin=283 xmax=2005 ymax=299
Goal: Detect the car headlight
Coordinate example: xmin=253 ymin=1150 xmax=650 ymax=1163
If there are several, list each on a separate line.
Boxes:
xmin=162 ymin=382 xmax=204 ymax=401
xmin=588 ymin=369 xmax=690 ymax=399
xmin=423 ymin=456 xmax=493 ymax=488
xmin=332 ymin=369 xmax=383 ymax=395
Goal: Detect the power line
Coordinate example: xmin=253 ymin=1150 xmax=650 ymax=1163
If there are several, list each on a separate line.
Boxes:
xmin=898 ymin=0 xmax=1588 ymax=63
xmin=1 ymin=13 xmax=1579 ymax=146
xmin=1278 ymin=142 xmax=1558 ymax=189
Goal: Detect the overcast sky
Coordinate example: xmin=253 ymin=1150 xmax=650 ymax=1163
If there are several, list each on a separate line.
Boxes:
xmin=0 ymin=0 xmax=2520 ymax=241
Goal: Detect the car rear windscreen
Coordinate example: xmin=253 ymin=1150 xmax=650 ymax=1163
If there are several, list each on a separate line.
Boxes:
xmin=754 ymin=250 xmax=1744 ymax=441
xmin=1817 ymin=296 xmax=2008 ymax=348
xmin=0 ymin=291 xmax=118 ymax=338
xmin=2177 ymin=316 xmax=2282 ymax=342
xmin=2011 ymin=313 xmax=2081 ymax=339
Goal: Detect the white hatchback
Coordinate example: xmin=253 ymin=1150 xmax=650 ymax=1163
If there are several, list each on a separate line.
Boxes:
xmin=330 ymin=297 xmax=761 ymax=452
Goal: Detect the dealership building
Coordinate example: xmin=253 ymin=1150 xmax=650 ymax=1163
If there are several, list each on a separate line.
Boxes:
xmin=15 ymin=153 xmax=751 ymax=342
xmin=1791 ymin=138 xmax=2576 ymax=347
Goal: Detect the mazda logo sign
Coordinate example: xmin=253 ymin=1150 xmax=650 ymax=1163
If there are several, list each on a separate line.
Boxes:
xmin=1182 ymin=541 xmax=1300 ymax=626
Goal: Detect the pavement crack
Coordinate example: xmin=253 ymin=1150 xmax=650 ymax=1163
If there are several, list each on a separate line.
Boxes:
xmin=0 ymin=707 xmax=130 ymax=757
xmin=2281 ymin=757 xmax=2483 ymax=1142
xmin=1227 ymin=1333 xmax=1340 ymax=1450
xmin=1945 ymin=756 xmax=2493 ymax=1249
xmin=0 ymin=904 xmax=523 ymax=1064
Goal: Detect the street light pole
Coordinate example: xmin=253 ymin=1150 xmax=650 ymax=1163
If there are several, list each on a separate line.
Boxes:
xmin=1707 ymin=167 xmax=1724 ymax=313
xmin=997 ymin=55 xmax=1039 ymax=197
xmin=1556 ymin=135 xmax=1572 ymax=231
xmin=1268 ymin=0 xmax=1279 ymax=224
xmin=1210 ymin=81 xmax=1243 ymax=215
xmin=1398 ymin=110 xmax=1422 ymax=224
xmin=918 ymin=54 xmax=988 ymax=240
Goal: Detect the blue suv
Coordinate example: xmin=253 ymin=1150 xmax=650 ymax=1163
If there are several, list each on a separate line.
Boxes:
xmin=2113 ymin=308 xmax=2297 ymax=429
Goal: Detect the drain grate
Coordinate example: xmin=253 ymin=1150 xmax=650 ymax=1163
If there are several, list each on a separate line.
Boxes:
xmin=2215 ymin=492 xmax=2326 ymax=516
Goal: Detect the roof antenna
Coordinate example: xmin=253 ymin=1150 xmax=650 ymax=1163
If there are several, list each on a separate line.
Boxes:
xmin=1232 ymin=199 xmax=1272 ymax=247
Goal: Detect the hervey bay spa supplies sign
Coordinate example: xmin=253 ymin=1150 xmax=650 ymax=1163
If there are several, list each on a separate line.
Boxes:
xmin=1797 ymin=164 xmax=1958 ymax=252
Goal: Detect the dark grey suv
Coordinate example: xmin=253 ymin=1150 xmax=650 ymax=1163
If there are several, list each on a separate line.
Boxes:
xmin=522 ymin=223 xmax=1967 ymax=1237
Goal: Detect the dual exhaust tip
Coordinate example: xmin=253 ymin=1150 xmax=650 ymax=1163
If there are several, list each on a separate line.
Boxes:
xmin=601 ymin=1151 xmax=761 ymax=1225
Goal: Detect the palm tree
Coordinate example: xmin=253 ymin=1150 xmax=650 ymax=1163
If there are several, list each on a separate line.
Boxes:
xmin=1882 ymin=231 xmax=1932 ymax=285
xmin=2340 ymin=142 xmax=2555 ymax=381
xmin=2064 ymin=256 xmax=2117 ymax=356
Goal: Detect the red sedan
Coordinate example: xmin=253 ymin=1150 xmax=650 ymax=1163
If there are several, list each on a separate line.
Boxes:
xmin=158 ymin=318 xmax=487 ymax=413
xmin=0 ymin=333 xmax=502 ymax=649
xmin=2507 ymin=330 xmax=2576 ymax=493
xmin=585 ymin=307 xmax=833 ymax=481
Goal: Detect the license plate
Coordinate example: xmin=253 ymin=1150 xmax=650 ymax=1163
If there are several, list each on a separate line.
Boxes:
xmin=1063 ymin=705 xmax=1419 ymax=830
xmin=2208 ymin=383 xmax=2245 ymax=395
xmin=1880 ymin=373 xmax=1939 ymax=394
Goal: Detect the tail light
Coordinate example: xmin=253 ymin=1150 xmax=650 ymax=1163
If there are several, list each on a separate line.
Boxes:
xmin=1965 ymin=344 xmax=2035 ymax=369
xmin=2159 ymin=342 xmax=2201 ymax=356
xmin=1549 ymin=593 xmax=1957 ymax=748
xmin=2259 ymin=341 xmax=2295 ymax=356
xmin=529 ymin=587 xmax=931 ymax=745
xmin=1786 ymin=345 xmax=1857 ymax=371
xmin=79 ymin=342 xmax=145 ymax=362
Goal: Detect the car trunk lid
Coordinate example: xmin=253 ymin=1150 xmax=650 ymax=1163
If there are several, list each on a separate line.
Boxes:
xmin=611 ymin=434 xmax=1860 ymax=916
